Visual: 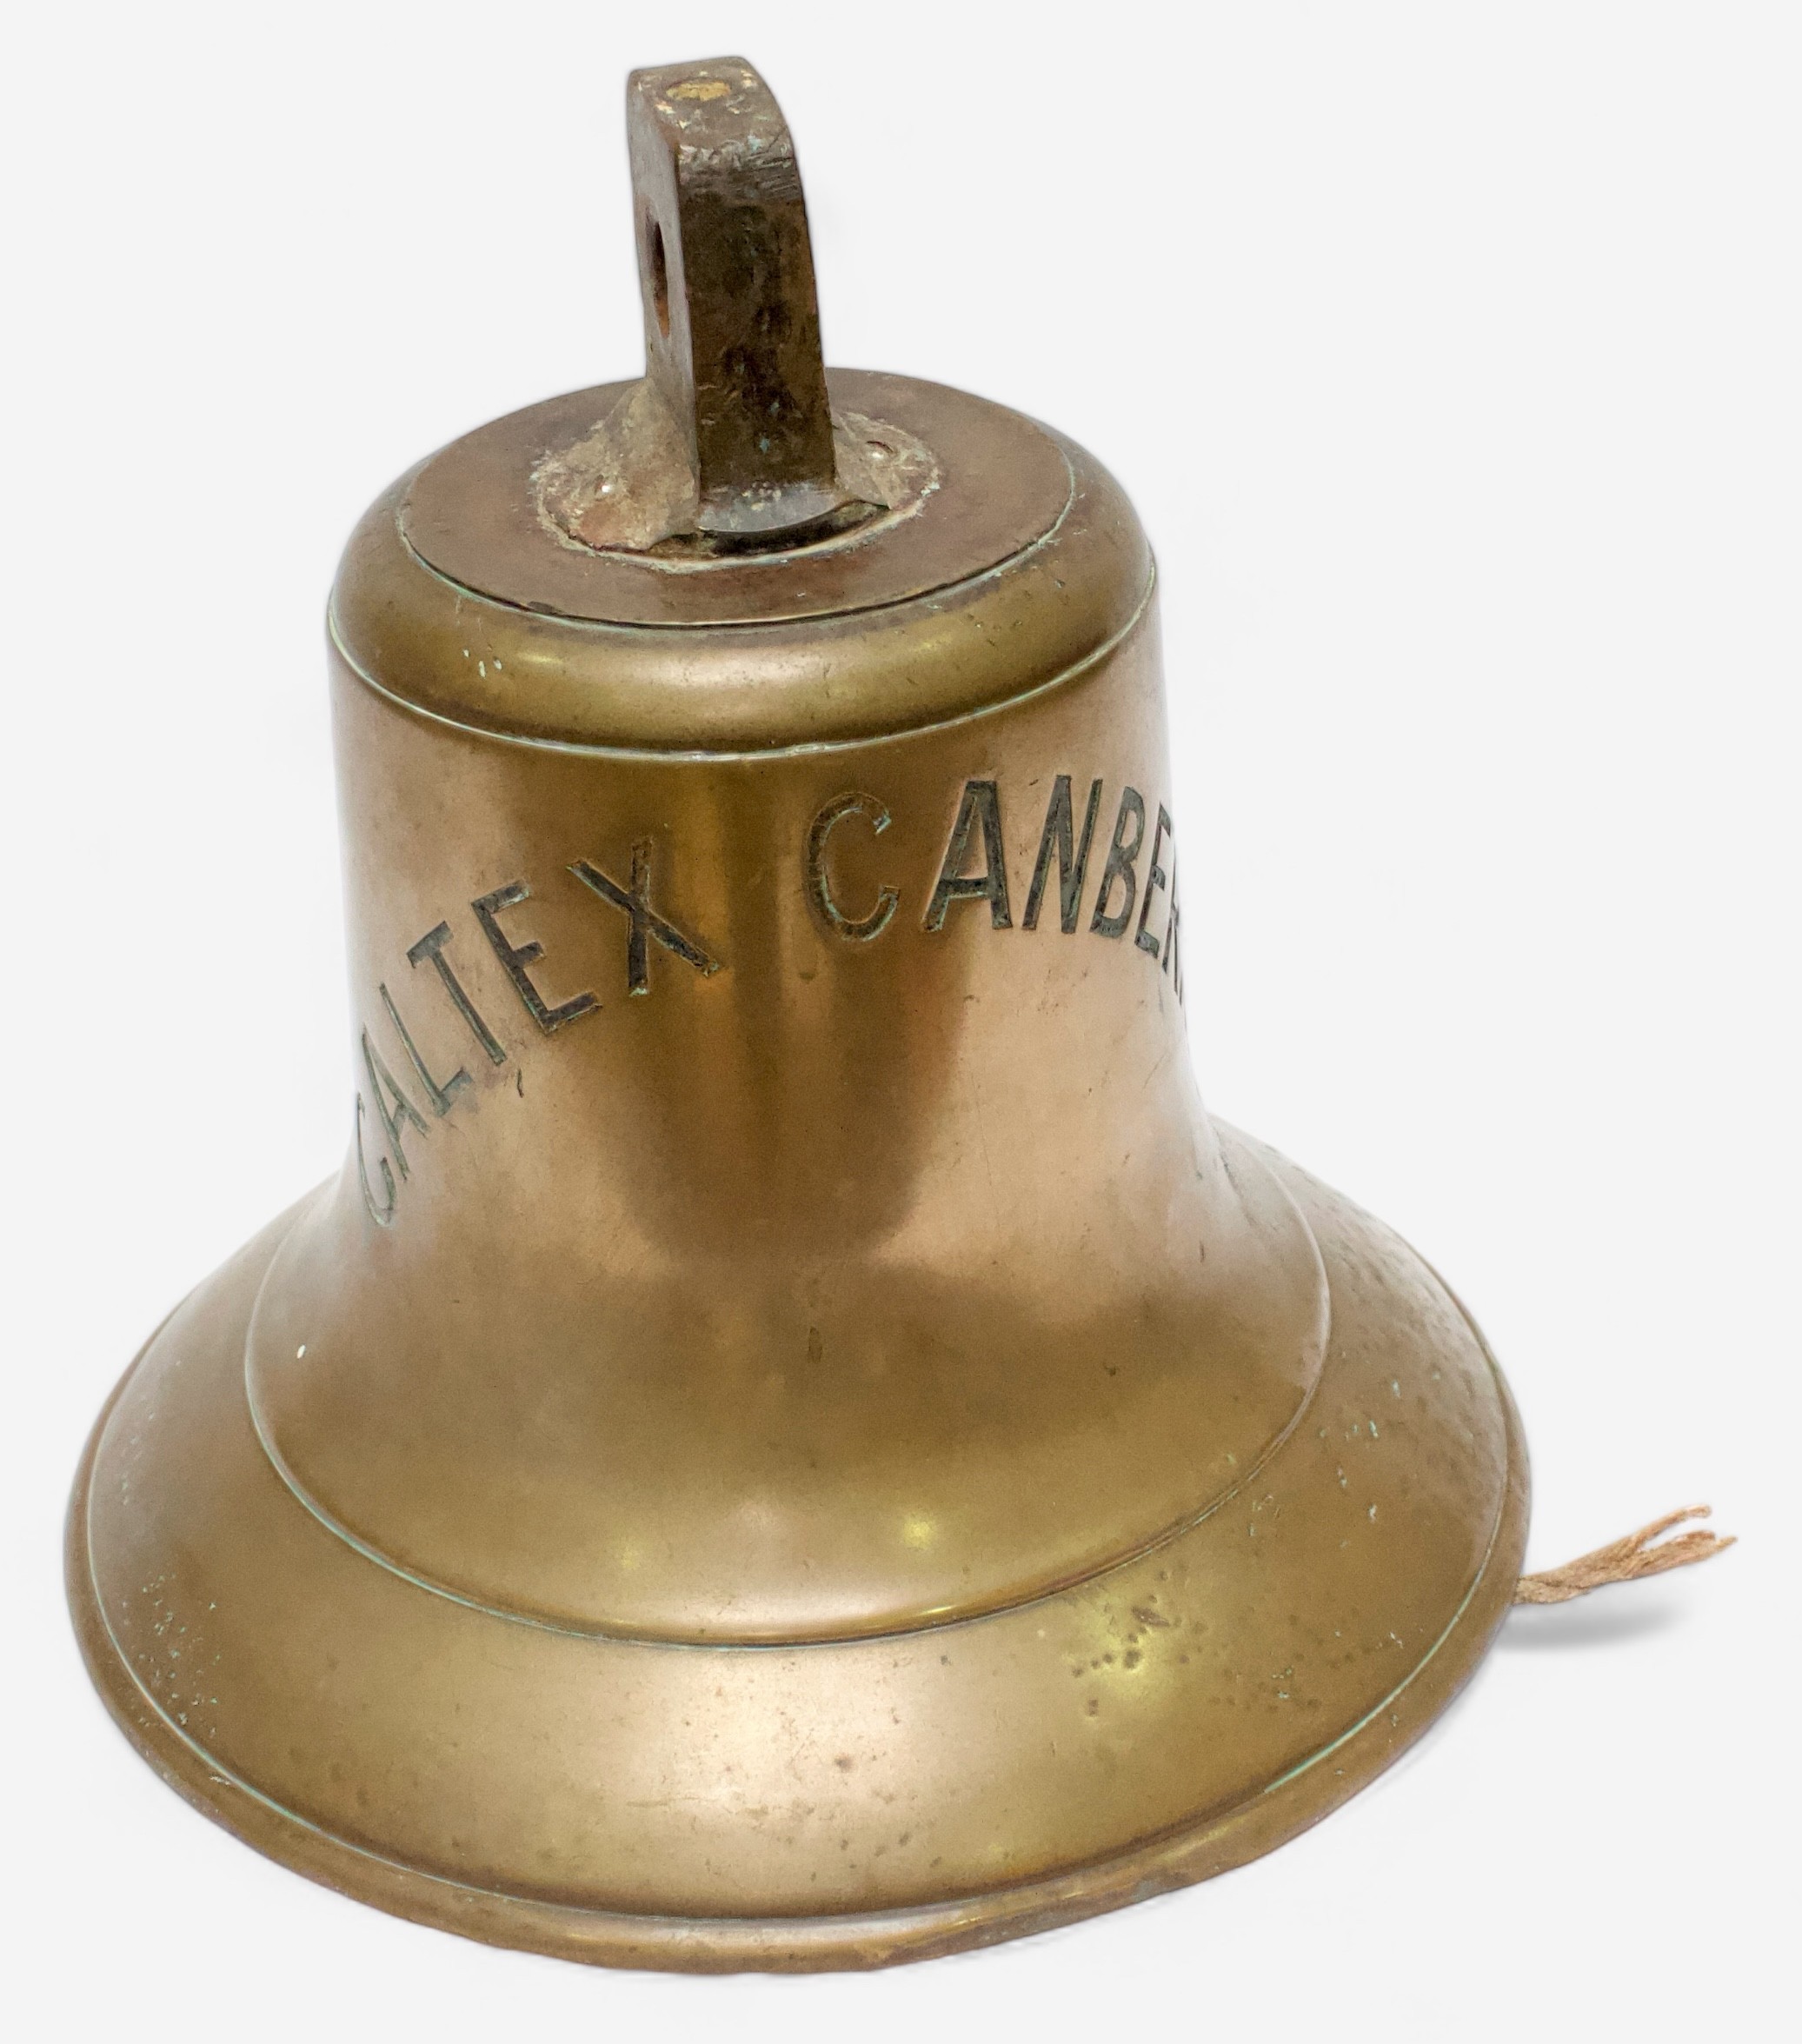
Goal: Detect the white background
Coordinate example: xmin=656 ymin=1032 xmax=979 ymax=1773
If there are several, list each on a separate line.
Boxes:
xmin=3 ymin=3 xmax=1795 ymax=2038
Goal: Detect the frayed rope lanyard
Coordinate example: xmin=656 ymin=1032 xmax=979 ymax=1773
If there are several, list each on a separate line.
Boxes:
xmin=1513 ymin=1504 xmax=1734 ymax=1605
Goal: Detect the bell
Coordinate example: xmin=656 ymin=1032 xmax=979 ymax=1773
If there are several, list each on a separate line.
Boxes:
xmin=69 ymin=57 xmax=1526 ymax=1971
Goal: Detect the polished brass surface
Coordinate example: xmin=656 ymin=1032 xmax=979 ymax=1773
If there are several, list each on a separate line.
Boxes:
xmin=69 ymin=54 xmax=1529 ymax=1970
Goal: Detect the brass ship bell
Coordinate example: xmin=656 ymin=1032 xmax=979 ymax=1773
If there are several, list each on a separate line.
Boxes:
xmin=69 ymin=57 xmax=1528 ymax=1970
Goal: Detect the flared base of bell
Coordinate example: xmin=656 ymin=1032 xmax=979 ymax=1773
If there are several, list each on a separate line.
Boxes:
xmin=68 ymin=1136 xmax=1526 ymax=1972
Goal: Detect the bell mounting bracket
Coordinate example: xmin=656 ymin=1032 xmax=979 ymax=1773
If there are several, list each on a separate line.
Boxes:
xmin=627 ymin=57 xmax=864 ymax=548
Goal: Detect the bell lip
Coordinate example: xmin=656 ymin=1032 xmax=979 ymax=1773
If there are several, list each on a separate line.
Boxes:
xmin=65 ymin=1299 xmax=1528 ymax=1974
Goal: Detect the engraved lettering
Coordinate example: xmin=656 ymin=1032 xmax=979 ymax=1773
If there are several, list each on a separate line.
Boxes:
xmin=354 ymin=1094 xmax=396 ymax=1227
xmin=1022 ymin=775 xmax=1103 ymax=933
xmin=807 ymin=791 xmax=900 ymax=941
xmin=1089 ymin=786 xmax=1146 ymax=938
xmin=408 ymin=921 xmax=507 ymax=1067
xmin=379 ymin=982 xmax=469 ymax=1116
xmin=924 ymin=779 xmax=1012 ymax=932
xmin=569 ymin=843 xmax=721 ymax=995
xmin=361 ymin=1029 xmax=429 ymax=1181
xmin=1163 ymin=856 xmax=1183 ymax=999
xmin=1134 ymin=805 xmax=1174 ymax=959
xmin=472 ymin=881 xmax=599 ymax=1033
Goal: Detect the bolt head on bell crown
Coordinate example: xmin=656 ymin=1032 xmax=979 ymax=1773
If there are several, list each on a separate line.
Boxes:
xmin=67 ymin=54 xmax=1527 ymax=1971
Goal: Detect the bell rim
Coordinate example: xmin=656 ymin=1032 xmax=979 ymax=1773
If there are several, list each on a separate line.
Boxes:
xmin=65 ymin=1220 xmax=1528 ymax=1974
